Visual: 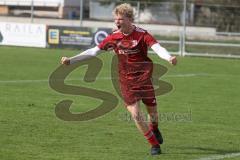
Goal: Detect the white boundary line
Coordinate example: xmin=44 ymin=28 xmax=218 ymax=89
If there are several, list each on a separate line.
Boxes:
xmin=0 ymin=73 xmax=239 ymax=84
xmin=195 ymin=152 xmax=240 ymax=160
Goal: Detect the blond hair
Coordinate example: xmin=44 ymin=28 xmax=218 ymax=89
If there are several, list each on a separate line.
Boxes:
xmin=113 ymin=3 xmax=134 ymax=21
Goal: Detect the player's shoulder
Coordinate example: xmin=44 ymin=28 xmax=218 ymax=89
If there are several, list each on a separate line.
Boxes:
xmin=134 ymin=26 xmax=147 ymax=33
xmin=110 ymin=29 xmax=123 ymax=39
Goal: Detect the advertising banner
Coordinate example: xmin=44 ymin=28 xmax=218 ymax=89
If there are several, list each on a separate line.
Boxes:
xmin=0 ymin=22 xmax=46 ymax=48
xmin=47 ymin=26 xmax=112 ymax=49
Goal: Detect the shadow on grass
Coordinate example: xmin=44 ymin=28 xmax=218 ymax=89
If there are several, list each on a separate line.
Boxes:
xmin=162 ymin=146 xmax=240 ymax=155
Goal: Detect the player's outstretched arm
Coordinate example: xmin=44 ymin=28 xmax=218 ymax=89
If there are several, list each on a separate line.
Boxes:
xmin=61 ymin=46 xmax=101 ymax=65
xmin=151 ymin=43 xmax=177 ymax=65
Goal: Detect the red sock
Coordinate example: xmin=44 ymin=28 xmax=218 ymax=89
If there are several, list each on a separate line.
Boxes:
xmin=144 ymin=129 xmax=159 ymax=147
xmin=149 ymin=122 xmax=158 ymax=131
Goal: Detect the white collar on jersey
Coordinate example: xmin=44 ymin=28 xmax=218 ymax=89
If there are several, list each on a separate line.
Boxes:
xmin=122 ymin=25 xmax=135 ymax=36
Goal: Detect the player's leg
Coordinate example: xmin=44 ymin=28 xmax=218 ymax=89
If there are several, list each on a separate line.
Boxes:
xmin=140 ymin=79 xmax=164 ymax=144
xmin=126 ymin=102 xmax=161 ymax=155
xmin=146 ymin=105 xmax=163 ymax=144
xmin=126 ymin=101 xmax=148 ymax=134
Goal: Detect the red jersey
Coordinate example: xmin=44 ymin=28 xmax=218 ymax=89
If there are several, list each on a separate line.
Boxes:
xmin=98 ymin=26 xmax=158 ymax=85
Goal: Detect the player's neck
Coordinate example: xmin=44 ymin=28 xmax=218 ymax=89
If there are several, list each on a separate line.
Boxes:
xmin=122 ymin=25 xmax=134 ymax=36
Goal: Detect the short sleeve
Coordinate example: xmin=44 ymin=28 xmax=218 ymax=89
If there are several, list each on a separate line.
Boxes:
xmin=98 ymin=35 xmax=116 ymax=51
xmin=144 ymin=32 xmax=158 ymax=48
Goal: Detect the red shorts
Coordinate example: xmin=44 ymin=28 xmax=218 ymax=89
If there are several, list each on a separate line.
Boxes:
xmin=119 ymin=79 xmax=157 ymax=107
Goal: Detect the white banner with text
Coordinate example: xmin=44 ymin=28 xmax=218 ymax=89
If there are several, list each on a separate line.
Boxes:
xmin=0 ymin=22 xmax=46 ymax=48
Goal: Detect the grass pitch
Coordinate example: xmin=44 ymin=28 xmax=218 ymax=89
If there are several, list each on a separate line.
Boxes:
xmin=0 ymin=46 xmax=239 ymax=160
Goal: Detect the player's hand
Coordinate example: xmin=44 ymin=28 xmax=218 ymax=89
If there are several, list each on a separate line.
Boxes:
xmin=169 ymin=56 xmax=177 ymax=65
xmin=61 ymin=57 xmax=70 ymax=65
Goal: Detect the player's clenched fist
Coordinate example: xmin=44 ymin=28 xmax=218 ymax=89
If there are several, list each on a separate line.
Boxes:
xmin=61 ymin=57 xmax=70 ymax=65
xmin=169 ymin=56 xmax=177 ymax=65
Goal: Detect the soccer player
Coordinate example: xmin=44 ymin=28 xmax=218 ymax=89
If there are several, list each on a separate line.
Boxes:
xmin=61 ymin=3 xmax=177 ymax=155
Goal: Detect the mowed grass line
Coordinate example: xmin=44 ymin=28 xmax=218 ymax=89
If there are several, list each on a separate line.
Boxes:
xmin=0 ymin=46 xmax=240 ymax=160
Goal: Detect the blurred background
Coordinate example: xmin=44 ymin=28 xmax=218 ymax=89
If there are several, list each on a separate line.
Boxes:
xmin=0 ymin=0 xmax=240 ymax=57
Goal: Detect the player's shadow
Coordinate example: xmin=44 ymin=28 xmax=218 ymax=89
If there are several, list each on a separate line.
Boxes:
xmin=163 ymin=146 xmax=240 ymax=155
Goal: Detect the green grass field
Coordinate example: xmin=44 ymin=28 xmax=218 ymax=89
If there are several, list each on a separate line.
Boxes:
xmin=0 ymin=46 xmax=240 ymax=160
